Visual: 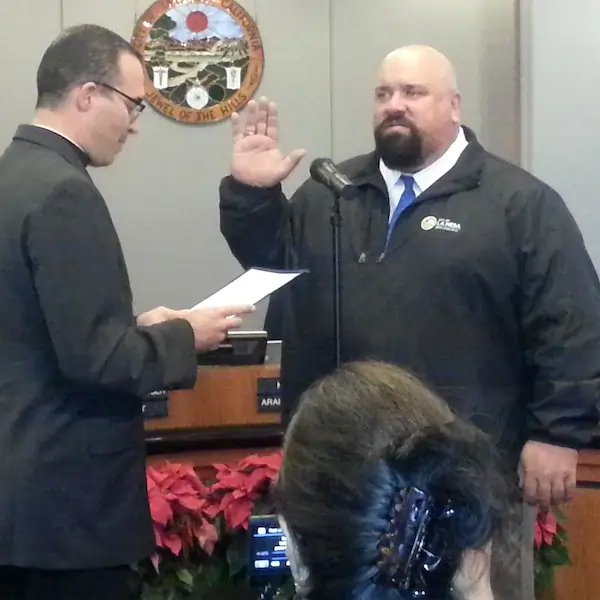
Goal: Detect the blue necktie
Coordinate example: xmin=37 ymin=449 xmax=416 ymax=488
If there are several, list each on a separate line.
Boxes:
xmin=385 ymin=174 xmax=416 ymax=248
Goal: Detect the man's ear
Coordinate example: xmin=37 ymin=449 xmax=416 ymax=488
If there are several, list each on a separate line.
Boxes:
xmin=451 ymin=92 xmax=461 ymax=125
xmin=74 ymin=82 xmax=98 ymax=113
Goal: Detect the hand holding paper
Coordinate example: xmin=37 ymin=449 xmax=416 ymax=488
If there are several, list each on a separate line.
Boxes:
xmin=185 ymin=304 xmax=255 ymax=351
xmin=191 ymin=267 xmax=306 ymax=310
xmin=181 ymin=268 xmax=305 ymax=351
xmin=137 ymin=306 xmax=187 ymax=327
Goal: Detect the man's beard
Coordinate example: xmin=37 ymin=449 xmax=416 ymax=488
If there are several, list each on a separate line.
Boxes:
xmin=374 ymin=116 xmax=425 ymax=172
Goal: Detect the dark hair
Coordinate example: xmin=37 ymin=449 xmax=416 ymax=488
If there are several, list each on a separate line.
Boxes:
xmin=275 ymin=361 xmax=516 ymax=600
xmin=36 ymin=24 xmax=142 ymax=108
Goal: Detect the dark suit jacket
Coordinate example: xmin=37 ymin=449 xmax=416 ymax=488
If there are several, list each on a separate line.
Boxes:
xmin=0 ymin=125 xmax=198 ymax=569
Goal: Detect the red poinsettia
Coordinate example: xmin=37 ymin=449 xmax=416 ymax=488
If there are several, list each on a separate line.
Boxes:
xmin=146 ymin=461 xmax=218 ymax=568
xmin=534 ymin=508 xmax=558 ymax=548
xmin=204 ymin=451 xmax=282 ymax=530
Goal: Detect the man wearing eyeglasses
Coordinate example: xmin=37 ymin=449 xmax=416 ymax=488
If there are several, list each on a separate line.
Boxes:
xmin=32 ymin=44 xmax=147 ymax=168
xmin=0 ymin=23 xmax=254 ymax=600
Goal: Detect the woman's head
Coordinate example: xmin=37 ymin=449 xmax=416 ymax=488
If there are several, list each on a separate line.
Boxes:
xmin=276 ymin=361 xmax=513 ymax=599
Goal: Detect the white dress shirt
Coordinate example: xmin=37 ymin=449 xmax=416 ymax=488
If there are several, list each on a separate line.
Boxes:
xmin=31 ymin=124 xmax=86 ymax=154
xmin=379 ymin=127 xmax=469 ymax=221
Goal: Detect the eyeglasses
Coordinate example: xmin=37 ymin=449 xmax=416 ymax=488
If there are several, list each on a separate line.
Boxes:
xmin=95 ymin=81 xmax=146 ymax=119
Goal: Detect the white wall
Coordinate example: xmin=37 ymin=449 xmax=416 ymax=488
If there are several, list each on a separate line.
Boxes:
xmin=520 ymin=0 xmax=600 ymax=271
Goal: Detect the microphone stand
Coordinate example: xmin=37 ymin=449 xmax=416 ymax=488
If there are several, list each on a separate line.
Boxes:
xmin=330 ymin=193 xmax=342 ymax=368
xmin=309 ymin=158 xmax=356 ymax=369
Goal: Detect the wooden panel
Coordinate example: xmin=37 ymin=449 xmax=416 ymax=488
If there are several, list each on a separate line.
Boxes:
xmin=577 ymin=449 xmax=600 ymax=484
xmin=145 ymin=365 xmax=280 ymax=431
xmin=554 ymin=482 xmax=600 ymax=600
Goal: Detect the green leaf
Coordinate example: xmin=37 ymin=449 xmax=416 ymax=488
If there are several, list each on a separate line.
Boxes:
xmin=553 ymin=506 xmax=568 ymax=522
xmin=193 ymin=560 xmax=226 ymax=595
xmin=214 ymin=514 xmax=227 ymax=539
xmin=535 ymin=566 xmax=554 ymax=592
xmin=141 ymin=583 xmax=169 ymax=600
xmin=542 ymin=542 xmax=570 ymax=566
xmin=556 ymin=529 xmax=569 ymax=542
xmin=226 ymin=532 xmax=248 ymax=578
xmin=175 ymin=568 xmax=194 ymax=590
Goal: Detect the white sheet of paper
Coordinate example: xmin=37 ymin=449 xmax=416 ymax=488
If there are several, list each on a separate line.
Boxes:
xmin=190 ymin=268 xmax=306 ymax=310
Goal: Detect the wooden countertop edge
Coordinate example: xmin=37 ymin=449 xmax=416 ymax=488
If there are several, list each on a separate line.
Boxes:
xmin=578 ymin=449 xmax=600 ymax=467
xmin=144 ymin=423 xmax=283 ymax=455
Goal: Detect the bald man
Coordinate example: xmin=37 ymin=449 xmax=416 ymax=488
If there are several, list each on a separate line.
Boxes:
xmin=219 ymin=45 xmax=600 ymax=598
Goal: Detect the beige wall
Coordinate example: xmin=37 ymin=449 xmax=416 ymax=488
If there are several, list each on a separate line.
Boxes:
xmin=0 ymin=0 xmax=520 ymax=328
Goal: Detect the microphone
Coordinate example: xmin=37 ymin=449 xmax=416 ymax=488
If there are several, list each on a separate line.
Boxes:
xmin=309 ymin=158 xmax=357 ymax=199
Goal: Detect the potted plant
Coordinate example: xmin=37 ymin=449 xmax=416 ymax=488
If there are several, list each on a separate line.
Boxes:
xmin=134 ymin=451 xmax=291 ymax=599
xmin=534 ymin=507 xmax=571 ymax=599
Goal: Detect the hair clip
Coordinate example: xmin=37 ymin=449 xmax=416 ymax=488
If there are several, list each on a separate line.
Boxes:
xmin=376 ymin=486 xmax=456 ymax=596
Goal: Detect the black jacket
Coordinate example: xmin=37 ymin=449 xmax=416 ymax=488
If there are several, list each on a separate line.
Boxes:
xmin=220 ymin=128 xmax=600 ymax=463
xmin=0 ymin=126 xmax=198 ymax=568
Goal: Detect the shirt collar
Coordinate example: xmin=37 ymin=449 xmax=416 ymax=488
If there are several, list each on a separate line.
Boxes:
xmin=31 ymin=125 xmax=86 ymax=154
xmin=27 ymin=124 xmax=91 ymax=168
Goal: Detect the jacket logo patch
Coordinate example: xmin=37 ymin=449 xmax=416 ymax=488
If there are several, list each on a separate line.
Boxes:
xmin=421 ymin=216 xmax=461 ymax=233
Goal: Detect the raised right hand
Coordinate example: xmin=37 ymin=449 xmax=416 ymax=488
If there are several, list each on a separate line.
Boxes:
xmin=230 ymin=96 xmax=306 ymax=187
xmin=184 ymin=304 xmax=255 ymax=352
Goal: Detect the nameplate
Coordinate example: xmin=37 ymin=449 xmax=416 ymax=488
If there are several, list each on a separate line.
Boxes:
xmin=257 ymin=377 xmax=281 ymax=413
xmin=142 ymin=389 xmax=169 ymax=420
